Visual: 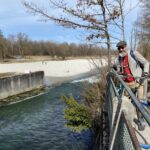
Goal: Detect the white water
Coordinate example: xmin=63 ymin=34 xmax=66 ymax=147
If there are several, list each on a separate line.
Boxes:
xmin=71 ymin=75 xmax=100 ymax=83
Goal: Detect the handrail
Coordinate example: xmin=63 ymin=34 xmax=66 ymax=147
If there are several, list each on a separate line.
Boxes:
xmin=106 ymin=70 xmax=150 ymax=150
xmin=110 ymin=78 xmax=119 ymax=97
xmin=110 ymin=70 xmax=150 ymax=126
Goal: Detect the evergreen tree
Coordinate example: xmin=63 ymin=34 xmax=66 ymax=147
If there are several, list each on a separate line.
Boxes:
xmin=61 ymin=94 xmax=92 ymax=132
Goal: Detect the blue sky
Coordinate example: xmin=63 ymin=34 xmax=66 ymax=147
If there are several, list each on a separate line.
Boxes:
xmin=0 ymin=0 xmax=140 ymax=44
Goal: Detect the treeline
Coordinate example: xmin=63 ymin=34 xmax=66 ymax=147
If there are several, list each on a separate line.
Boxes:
xmin=135 ymin=0 xmax=150 ymax=60
xmin=0 ymin=30 xmax=108 ymax=60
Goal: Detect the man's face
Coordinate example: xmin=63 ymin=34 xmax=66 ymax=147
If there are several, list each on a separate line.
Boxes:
xmin=117 ymin=46 xmax=127 ymax=53
xmin=117 ymin=46 xmax=127 ymax=57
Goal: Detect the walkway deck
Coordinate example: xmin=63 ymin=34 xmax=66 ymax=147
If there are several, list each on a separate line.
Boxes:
xmin=133 ymin=108 xmax=150 ymax=150
xmin=107 ymin=71 xmax=150 ymax=150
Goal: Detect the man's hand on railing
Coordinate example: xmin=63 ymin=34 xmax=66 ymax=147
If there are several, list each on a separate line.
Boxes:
xmin=142 ymin=72 xmax=148 ymax=79
xmin=112 ymin=64 xmax=117 ymax=71
xmin=139 ymin=72 xmax=148 ymax=85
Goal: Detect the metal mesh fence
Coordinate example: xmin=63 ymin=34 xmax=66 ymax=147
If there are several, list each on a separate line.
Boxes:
xmin=106 ymin=72 xmax=141 ymax=150
xmin=113 ymin=113 xmax=136 ymax=150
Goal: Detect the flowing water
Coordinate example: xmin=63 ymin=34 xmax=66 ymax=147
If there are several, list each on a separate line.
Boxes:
xmin=0 ymin=81 xmax=94 ymax=150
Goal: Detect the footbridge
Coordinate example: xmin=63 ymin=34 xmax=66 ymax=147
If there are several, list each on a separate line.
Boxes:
xmin=105 ymin=70 xmax=150 ymax=150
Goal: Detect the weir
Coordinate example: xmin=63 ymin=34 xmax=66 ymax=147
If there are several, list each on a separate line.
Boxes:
xmin=0 ymin=71 xmax=44 ymax=100
xmin=104 ymin=70 xmax=150 ymax=150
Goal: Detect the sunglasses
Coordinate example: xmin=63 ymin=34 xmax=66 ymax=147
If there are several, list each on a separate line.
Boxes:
xmin=118 ymin=46 xmax=125 ymax=50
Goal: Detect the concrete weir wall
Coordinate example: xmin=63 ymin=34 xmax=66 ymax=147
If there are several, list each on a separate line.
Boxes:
xmin=0 ymin=71 xmax=44 ymax=99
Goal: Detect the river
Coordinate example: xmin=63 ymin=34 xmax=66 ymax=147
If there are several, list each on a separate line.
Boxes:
xmin=0 ymin=77 xmax=98 ymax=150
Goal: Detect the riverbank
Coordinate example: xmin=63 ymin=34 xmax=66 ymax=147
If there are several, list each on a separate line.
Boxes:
xmin=0 ymin=58 xmax=107 ymax=106
xmin=0 ymin=58 xmax=107 ymax=86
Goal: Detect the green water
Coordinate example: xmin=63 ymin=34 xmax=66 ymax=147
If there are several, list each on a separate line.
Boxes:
xmin=0 ymin=82 xmax=92 ymax=150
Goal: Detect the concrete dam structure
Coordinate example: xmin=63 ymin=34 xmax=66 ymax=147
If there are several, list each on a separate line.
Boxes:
xmin=0 ymin=71 xmax=44 ymax=100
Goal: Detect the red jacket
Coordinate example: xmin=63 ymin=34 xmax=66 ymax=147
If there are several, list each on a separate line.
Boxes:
xmin=121 ymin=55 xmax=135 ymax=82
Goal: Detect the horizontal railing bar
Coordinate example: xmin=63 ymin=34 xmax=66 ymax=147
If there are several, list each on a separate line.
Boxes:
xmin=111 ymin=70 xmax=150 ymax=126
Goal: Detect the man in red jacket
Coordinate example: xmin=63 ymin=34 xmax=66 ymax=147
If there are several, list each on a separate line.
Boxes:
xmin=113 ymin=41 xmax=149 ymax=130
xmin=114 ymin=41 xmax=149 ymax=99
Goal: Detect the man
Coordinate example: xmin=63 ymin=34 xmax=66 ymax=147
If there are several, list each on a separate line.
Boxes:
xmin=113 ymin=41 xmax=149 ymax=99
xmin=113 ymin=41 xmax=149 ymax=130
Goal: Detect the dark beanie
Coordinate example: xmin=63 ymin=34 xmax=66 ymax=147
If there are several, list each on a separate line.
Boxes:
xmin=116 ymin=41 xmax=127 ymax=47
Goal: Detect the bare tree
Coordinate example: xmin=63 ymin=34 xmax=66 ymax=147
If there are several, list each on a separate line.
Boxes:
xmin=130 ymin=24 xmax=138 ymax=51
xmin=8 ymin=34 xmax=16 ymax=56
xmin=134 ymin=0 xmax=150 ymax=59
xmin=115 ymin=0 xmax=125 ymax=40
xmin=0 ymin=30 xmax=6 ymax=61
xmin=22 ymin=0 xmax=125 ymax=68
xmin=16 ymin=33 xmax=29 ymax=57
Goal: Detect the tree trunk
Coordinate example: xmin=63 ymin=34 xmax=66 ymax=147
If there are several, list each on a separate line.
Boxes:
xmin=100 ymin=0 xmax=111 ymax=69
xmin=1 ymin=49 xmax=4 ymax=61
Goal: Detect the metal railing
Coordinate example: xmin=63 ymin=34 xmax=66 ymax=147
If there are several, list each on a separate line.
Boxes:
xmin=105 ymin=70 xmax=150 ymax=150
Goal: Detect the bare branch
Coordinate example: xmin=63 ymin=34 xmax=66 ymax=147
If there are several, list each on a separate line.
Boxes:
xmin=23 ymin=0 xmax=130 ymax=68
xmin=23 ymin=1 xmax=106 ymax=31
xmin=49 ymin=0 xmax=104 ymax=26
